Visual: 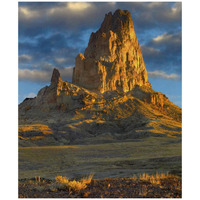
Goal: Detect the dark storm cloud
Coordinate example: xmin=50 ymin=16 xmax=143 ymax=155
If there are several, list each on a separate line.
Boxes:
xmin=19 ymin=32 xmax=84 ymax=68
xmin=19 ymin=2 xmax=181 ymax=38
xmin=126 ymin=2 xmax=181 ymax=29
xmin=19 ymin=2 xmax=117 ymax=38
xmin=18 ymin=2 xmax=181 ymax=82
xmin=141 ymin=32 xmax=181 ymax=74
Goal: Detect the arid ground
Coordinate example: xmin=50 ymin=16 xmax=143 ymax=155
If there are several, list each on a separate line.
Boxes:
xmin=19 ymin=136 xmax=181 ymax=198
xmin=19 ymin=173 xmax=181 ymax=198
xmin=19 ymin=136 xmax=181 ymax=180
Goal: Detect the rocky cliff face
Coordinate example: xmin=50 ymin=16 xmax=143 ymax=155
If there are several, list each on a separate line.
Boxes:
xmin=72 ymin=9 xmax=150 ymax=93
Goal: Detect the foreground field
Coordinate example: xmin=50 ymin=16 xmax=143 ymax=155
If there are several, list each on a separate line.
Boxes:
xmin=19 ymin=173 xmax=181 ymax=198
xmin=19 ymin=136 xmax=181 ymax=180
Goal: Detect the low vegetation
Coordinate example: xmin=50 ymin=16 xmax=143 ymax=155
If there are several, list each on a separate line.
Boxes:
xmin=55 ymin=174 xmax=93 ymax=191
xmin=138 ymin=172 xmax=175 ymax=185
xmin=19 ymin=173 xmax=181 ymax=198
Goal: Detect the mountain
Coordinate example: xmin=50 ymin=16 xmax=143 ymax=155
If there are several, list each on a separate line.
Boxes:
xmin=72 ymin=9 xmax=150 ymax=93
xmin=18 ymin=10 xmax=181 ymax=146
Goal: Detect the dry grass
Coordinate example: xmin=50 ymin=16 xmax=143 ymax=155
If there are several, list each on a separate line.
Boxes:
xmin=19 ymin=174 xmax=181 ymax=198
xmin=55 ymin=174 xmax=93 ymax=192
xmin=81 ymin=173 xmax=94 ymax=185
xmin=139 ymin=172 xmax=172 ymax=185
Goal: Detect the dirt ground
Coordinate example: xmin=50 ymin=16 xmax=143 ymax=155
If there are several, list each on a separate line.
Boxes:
xmin=19 ymin=175 xmax=181 ymax=198
xmin=19 ymin=137 xmax=182 ymax=180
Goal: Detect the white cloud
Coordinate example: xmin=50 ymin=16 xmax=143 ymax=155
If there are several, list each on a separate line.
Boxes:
xmin=141 ymin=46 xmax=160 ymax=56
xmin=19 ymin=54 xmax=32 ymax=63
xmin=67 ymin=2 xmax=91 ymax=11
xmin=19 ymin=7 xmax=40 ymax=19
xmin=19 ymin=67 xmax=73 ymax=82
xmin=147 ymin=2 xmax=164 ymax=9
xmin=54 ymin=57 xmax=69 ymax=65
xmin=152 ymin=32 xmax=181 ymax=45
xmin=153 ymin=33 xmax=172 ymax=42
xmin=19 ymin=69 xmax=50 ymax=82
xmin=47 ymin=2 xmax=92 ymax=16
xmin=148 ymin=70 xmax=181 ymax=80
xmin=24 ymin=92 xmax=37 ymax=99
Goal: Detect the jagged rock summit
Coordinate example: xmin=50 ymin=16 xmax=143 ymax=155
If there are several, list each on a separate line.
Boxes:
xmin=18 ymin=9 xmax=182 ymax=146
xmin=72 ymin=9 xmax=150 ymax=93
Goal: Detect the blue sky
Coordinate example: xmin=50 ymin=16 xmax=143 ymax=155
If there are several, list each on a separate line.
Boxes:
xmin=18 ymin=2 xmax=182 ymax=107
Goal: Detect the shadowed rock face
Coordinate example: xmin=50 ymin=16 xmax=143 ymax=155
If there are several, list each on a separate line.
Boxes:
xmin=51 ymin=68 xmax=62 ymax=86
xmin=72 ymin=9 xmax=150 ymax=93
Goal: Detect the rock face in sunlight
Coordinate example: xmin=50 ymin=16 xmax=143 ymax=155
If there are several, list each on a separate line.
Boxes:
xmin=18 ymin=9 xmax=182 ymax=146
xmin=72 ymin=9 xmax=150 ymax=93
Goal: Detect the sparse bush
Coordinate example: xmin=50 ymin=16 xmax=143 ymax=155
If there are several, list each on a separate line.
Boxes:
xmin=55 ymin=176 xmax=69 ymax=184
xmin=81 ymin=173 xmax=93 ymax=185
xmin=67 ymin=180 xmax=87 ymax=191
xmin=139 ymin=172 xmax=170 ymax=185
xmin=55 ymin=174 xmax=93 ymax=192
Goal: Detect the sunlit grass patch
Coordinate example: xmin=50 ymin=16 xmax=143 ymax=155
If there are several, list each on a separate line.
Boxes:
xmin=138 ymin=172 xmax=175 ymax=185
xmin=81 ymin=173 xmax=94 ymax=185
xmin=55 ymin=174 xmax=93 ymax=191
xmin=19 ymin=124 xmax=53 ymax=135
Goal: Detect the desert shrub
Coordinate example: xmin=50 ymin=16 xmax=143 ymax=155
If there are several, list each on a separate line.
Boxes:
xmin=55 ymin=174 xmax=93 ymax=192
xmin=67 ymin=180 xmax=87 ymax=191
xmin=55 ymin=176 xmax=69 ymax=184
xmin=81 ymin=173 xmax=93 ymax=185
xmin=139 ymin=172 xmax=170 ymax=185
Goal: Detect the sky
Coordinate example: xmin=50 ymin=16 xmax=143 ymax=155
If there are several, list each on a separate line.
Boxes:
xmin=18 ymin=2 xmax=182 ymax=107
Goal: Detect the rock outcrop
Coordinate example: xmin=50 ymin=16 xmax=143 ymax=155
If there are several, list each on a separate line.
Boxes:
xmin=18 ymin=9 xmax=182 ymax=146
xmin=19 ymin=68 xmax=103 ymax=113
xmin=19 ymin=67 xmax=181 ymax=146
xmin=72 ymin=9 xmax=150 ymax=93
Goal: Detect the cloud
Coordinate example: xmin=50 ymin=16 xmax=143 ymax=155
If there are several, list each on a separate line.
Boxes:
xmin=54 ymin=57 xmax=69 ymax=65
xmin=142 ymin=31 xmax=181 ymax=74
xmin=19 ymin=2 xmax=181 ymax=39
xmin=60 ymin=66 xmax=74 ymax=81
xmin=19 ymin=66 xmax=73 ymax=82
xmin=130 ymin=2 xmax=181 ymax=29
xmin=19 ymin=33 xmax=83 ymax=68
xmin=19 ymin=69 xmax=51 ymax=82
xmin=19 ymin=6 xmax=40 ymax=19
xmin=141 ymin=46 xmax=160 ymax=57
xmin=18 ymin=2 xmax=182 ymax=84
xmin=18 ymin=54 xmax=32 ymax=63
xmin=151 ymin=32 xmax=181 ymax=48
xmin=24 ymin=92 xmax=37 ymax=98
xmin=148 ymin=70 xmax=181 ymax=80
xmin=19 ymin=2 xmax=106 ymax=37
xmin=67 ymin=2 xmax=92 ymax=11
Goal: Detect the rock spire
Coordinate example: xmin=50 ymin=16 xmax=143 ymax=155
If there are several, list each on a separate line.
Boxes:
xmin=51 ymin=68 xmax=62 ymax=86
xmin=72 ymin=9 xmax=150 ymax=93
